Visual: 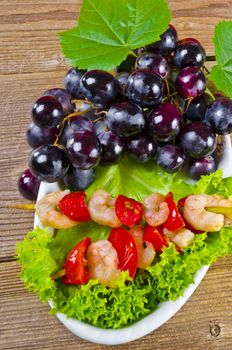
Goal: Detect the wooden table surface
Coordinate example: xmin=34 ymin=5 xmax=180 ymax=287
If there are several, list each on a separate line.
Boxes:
xmin=1 ymin=0 xmax=232 ymax=349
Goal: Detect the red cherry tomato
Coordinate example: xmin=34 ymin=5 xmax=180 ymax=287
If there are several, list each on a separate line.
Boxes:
xmin=59 ymin=192 xmax=90 ymax=222
xmin=163 ymin=192 xmax=185 ymax=231
xmin=143 ymin=225 xmax=169 ymax=253
xmin=115 ymin=194 xmax=143 ymax=228
xmin=63 ymin=237 xmax=91 ymax=285
xmin=108 ymin=227 xmax=138 ymax=278
xmin=178 ymin=195 xmax=204 ymax=234
xmin=178 ymin=195 xmax=189 ymax=210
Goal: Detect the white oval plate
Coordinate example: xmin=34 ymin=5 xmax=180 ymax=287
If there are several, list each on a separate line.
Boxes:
xmin=34 ymin=135 xmax=232 ymax=345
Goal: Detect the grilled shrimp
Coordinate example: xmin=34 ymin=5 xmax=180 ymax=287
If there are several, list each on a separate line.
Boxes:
xmin=163 ymin=228 xmax=194 ymax=249
xmin=130 ymin=226 xmax=156 ymax=269
xmin=87 ymin=240 xmax=120 ymax=288
xmin=35 ymin=190 xmax=78 ymax=229
xmin=143 ymin=193 xmax=169 ymax=226
xmin=88 ymin=190 xmax=122 ymax=227
xmin=183 ymin=194 xmax=232 ymax=232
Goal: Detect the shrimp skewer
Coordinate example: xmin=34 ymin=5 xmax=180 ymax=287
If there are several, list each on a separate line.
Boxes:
xmin=130 ymin=226 xmax=155 ymax=269
xmin=87 ymin=240 xmax=120 ymax=288
xmin=35 ymin=190 xmax=78 ymax=229
xmin=143 ymin=193 xmax=169 ymax=227
xmin=183 ymin=194 xmax=232 ymax=232
xmin=88 ymin=190 xmax=122 ymax=228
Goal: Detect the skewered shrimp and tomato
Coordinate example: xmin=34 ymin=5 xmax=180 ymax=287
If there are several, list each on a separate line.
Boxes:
xmin=37 ymin=189 xmax=232 ymax=288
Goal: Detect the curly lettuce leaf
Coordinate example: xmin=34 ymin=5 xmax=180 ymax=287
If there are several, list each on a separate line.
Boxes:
xmin=16 ymin=171 xmax=232 ymax=328
xmin=193 ymin=169 xmax=232 ymax=197
xmin=16 ymin=227 xmax=232 ymax=328
xmin=16 ymin=227 xmax=58 ymax=301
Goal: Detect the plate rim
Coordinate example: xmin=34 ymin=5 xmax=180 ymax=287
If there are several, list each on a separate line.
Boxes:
xmin=34 ymin=134 xmax=232 ymax=345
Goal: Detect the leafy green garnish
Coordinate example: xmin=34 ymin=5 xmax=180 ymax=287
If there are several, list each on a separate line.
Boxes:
xmin=59 ymin=0 xmax=171 ymax=71
xmin=210 ymin=21 xmax=232 ymax=98
xmin=86 ymin=156 xmax=193 ymax=202
xmin=16 ymin=225 xmax=232 ymax=328
xmin=16 ymin=170 xmax=232 ymax=329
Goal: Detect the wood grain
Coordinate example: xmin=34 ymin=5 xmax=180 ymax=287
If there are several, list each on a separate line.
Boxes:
xmin=0 ymin=0 xmax=232 ymax=349
xmin=0 ymin=259 xmax=232 ymax=349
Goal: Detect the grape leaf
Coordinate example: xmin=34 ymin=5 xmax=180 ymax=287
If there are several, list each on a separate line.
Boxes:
xmin=59 ymin=0 xmax=171 ymax=71
xmin=209 ymin=21 xmax=232 ymax=99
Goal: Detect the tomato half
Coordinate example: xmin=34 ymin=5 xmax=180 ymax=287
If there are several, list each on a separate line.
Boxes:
xmin=63 ymin=237 xmax=91 ymax=285
xmin=163 ymin=192 xmax=185 ymax=231
xmin=108 ymin=227 xmax=138 ymax=277
xmin=59 ymin=192 xmax=90 ymax=222
xmin=143 ymin=225 xmax=169 ymax=253
xmin=115 ymin=194 xmax=143 ymax=227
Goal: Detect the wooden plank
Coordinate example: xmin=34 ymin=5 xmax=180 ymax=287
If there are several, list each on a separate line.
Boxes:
xmin=0 ymin=0 xmax=231 ymax=75
xmin=0 ymin=71 xmax=66 ymax=259
xmin=0 ymin=0 xmax=232 ymax=349
xmin=0 ymin=259 xmax=232 ymax=349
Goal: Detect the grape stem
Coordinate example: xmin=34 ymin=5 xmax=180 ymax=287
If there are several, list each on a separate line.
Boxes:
xmin=53 ymin=111 xmax=89 ymax=146
xmin=206 ymin=55 xmax=216 ymax=62
xmin=162 ymin=91 xmax=177 ymax=102
xmin=165 ymin=79 xmax=170 ymax=97
xmin=203 ymin=65 xmax=210 ymax=74
xmin=183 ymin=97 xmax=194 ymax=114
xmin=129 ymin=51 xmax=138 ymax=58
xmin=72 ymin=99 xmax=93 ymax=106
xmin=93 ymin=116 xmax=105 ymax=124
xmin=95 ymin=110 xmax=107 ymax=116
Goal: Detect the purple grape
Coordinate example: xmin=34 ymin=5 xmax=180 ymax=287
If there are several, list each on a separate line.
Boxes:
xmin=178 ymin=122 xmax=216 ymax=158
xmin=64 ymin=68 xmax=86 ymax=98
xmin=43 ymin=88 xmax=74 ymax=114
xmin=205 ymin=98 xmax=232 ymax=135
xmin=76 ymin=101 xmax=96 ymax=121
xmin=146 ymin=25 xmax=178 ymax=57
xmin=59 ymin=115 xmax=95 ymax=146
xmin=29 ymin=145 xmax=69 ymax=182
xmin=95 ymin=120 xmax=108 ymax=135
xmin=26 ymin=123 xmax=59 ymax=149
xmin=32 ymin=96 xmax=64 ymax=129
xmin=126 ymin=133 xmax=157 ymax=162
xmin=80 ymin=70 xmax=118 ymax=108
xmin=126 ymin=69 xmax=165 ymax=107
xmin=175 ymin=67 xmax=206 ymax=99
xmin=189 ymin=156 xmax=216 ymax=180
xmin=106 ymin=101 xmax=145 ymax=137
xmin=135 ymin=53 xmax=170 ymax=79
xmin=148 ymin=103 xmax=182 ymax=142
xmin=18 ymin=169 xmax=41 ymax=201
xmin=157 ymin=145 xmax=186 ymax=173
xmin=117 ymin=54 xmax=136 ymax=72
xmin=98 ymin=131 xmax=125 ymax=166
xmin=62 ymin=166 xmax=95 ymax=191
xmin=184 ymin=93 xmax=213 ymax=122
xmin=115 ymin=72 xmax=129 ymax=94
xmin=173 ymin=38 xmax=206 ymax=69
xmin=67 ymin=130 xmax=101 ymax=169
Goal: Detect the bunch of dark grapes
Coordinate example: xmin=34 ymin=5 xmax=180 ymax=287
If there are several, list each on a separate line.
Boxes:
xmin=18 ymin=25 xmax=232 ymax=200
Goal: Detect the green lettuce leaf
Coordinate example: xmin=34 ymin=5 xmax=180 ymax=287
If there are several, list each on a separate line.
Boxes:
xmin=86 ymin=156 xmax=193 ymax=202
xmin=16 ymin=225 xmax=232 ymax=329
xmin=16 ymin=227 xmax=59 ymax=301
xmin=209 ymin=21 xmax=232 ymax=98
xmin=193 ymin=169 xmax=232 ymax=197
xmin=16 ymin=170 xmax=232 ymax=329
xmin=59 ymin=0 xmax=171 ymax=71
